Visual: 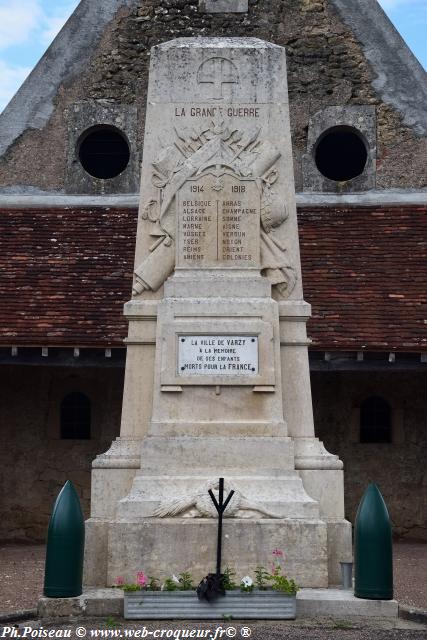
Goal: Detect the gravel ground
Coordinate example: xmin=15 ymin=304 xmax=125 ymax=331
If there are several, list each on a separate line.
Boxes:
xmin=0 ymin=541 xmax=426 ymax=616
xmin=0 ymin=544 xmax=45 ymax=614
xmin=394 ymin=542 xmax=427 ymax=610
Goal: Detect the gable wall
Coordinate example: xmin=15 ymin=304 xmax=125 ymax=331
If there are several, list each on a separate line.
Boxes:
xmin=0 ymin=0 xmax=426 ymax=193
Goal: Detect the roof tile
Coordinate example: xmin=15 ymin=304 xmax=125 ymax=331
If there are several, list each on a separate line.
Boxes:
xmin=0 ymin=205 xmax=425 ymax=351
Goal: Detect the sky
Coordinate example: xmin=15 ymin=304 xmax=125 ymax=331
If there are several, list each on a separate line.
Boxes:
xmin=0 ymin=0 xmax=426 ymax=114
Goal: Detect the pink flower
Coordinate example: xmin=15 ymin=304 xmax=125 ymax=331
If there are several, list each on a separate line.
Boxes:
xmin=272 ymin=548 xmax=284 ymax=557
xmin=136 ymin=571 xmax=148 ymax=587
xmin=115 ymin=576 xmax=125 ymax=586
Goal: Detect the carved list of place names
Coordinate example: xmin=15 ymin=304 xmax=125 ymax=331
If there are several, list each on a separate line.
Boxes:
xmin=176 ymin=174 xmax=260 ymax=269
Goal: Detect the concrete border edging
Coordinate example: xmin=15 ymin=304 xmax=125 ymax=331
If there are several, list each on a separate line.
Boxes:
xmin=35 ymin=588 xmax=399 ymax=620
xmin=399 ymin=605 xmax=427 ymax=625
xmin=0 ymin=610 xmax=37 ymax=623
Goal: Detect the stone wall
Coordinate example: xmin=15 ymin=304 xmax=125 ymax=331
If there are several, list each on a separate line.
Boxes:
xmin=312 ymin=370 xmax=427 ymax=541
xmin=0 ymin=0 xmax=425 ymax=192
xmin=0 ymin=362 xmax=425 ymax=542
xmin=0 ymin=364 xmax=122 ymax=542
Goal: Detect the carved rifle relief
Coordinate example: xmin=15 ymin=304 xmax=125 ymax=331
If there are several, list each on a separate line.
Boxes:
xmin=133 ymin=117 xmax=297 ymax=297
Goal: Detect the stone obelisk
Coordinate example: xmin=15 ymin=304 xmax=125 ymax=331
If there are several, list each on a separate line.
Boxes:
xmin=85 ymin=38 xmax=351 ymax=588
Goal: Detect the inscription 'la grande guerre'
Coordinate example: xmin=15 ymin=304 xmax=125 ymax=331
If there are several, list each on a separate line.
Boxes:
xmin=132 ymin=58 xmax=297 ymax=298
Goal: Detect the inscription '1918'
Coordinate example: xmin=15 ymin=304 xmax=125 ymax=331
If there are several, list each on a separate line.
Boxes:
xmin=177 ymin=175 xmax=260 ymax=269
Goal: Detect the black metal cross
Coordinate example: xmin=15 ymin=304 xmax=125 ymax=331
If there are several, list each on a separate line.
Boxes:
xmin=208 ymin=477 xmax=235 ymax=576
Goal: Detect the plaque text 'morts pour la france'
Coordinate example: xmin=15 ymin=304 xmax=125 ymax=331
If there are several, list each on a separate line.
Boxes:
xmin=177 ymin=174 xmax=260 ymax=269
xmin=178 ymin=335 xmax=259 ymax=375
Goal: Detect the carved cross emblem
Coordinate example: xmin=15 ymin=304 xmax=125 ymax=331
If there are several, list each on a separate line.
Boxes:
xmin=197 ymin=57 xmax=239 ymax=100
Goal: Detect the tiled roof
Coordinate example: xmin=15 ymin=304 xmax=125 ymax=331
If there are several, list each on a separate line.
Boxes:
xmin=0 ymin=208 xmax=135 ymax=346
xmin=300 ymin=206 xmax=427 ymax=351
xmin=0 ymin=205 xmax=425 ymax=350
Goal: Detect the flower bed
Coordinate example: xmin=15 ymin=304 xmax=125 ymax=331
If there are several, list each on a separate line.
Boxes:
xmin=118 ymin=549 xmax=297 ymax=620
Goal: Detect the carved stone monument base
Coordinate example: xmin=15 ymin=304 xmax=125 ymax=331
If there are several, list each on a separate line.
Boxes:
xmin=90 ymin=518 xmax=329 ymax=588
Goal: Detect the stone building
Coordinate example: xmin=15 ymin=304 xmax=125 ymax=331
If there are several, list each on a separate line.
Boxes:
xmin=0 ymin=0 xmax=426 ymax=544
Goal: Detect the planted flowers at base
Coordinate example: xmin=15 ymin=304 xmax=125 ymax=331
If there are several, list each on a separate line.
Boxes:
xmin=116 ymin=549 xmax=298 ymax=598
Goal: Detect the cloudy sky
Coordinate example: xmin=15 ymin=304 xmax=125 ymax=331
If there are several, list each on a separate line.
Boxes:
xmin=0 ymin=0 xmax=426 ymax=113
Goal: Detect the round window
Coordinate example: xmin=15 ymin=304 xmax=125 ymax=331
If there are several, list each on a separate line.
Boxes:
xmin=314 ymin=126 xmax=368 ymax=182
xmin=78 ymin=126 xmax=130 ymax=179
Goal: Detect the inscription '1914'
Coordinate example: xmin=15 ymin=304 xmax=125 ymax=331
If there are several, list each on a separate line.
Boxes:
xmin=177 ymin=174 xmax=260 ymax=269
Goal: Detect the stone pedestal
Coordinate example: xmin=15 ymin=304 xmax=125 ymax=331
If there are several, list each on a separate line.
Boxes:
xmin=85 ymin=37 xmax=351 ymax=589
xmin=107 ymin=519 xmax=329 ymax=588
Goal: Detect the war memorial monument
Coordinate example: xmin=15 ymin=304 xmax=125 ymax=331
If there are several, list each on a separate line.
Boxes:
xmin=85 ymin=37 xmax=352 ymax=588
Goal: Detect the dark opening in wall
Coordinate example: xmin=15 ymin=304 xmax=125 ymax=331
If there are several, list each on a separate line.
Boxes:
xmin=78 ymin=126 xmax=130 ymax=179
xmin=314 ymin=126 xmax=368 ymax=182
xmin=360 ymin=396 xmax=391 ymax=443
xmin=60 ymin=392 xmax=91 ymax=439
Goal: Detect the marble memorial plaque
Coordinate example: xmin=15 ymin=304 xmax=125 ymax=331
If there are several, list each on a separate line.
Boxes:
xmin=178 ymin=335 xmax=258 ymax=375
xmin=176 ymin=174 xmax=260 ymax=269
